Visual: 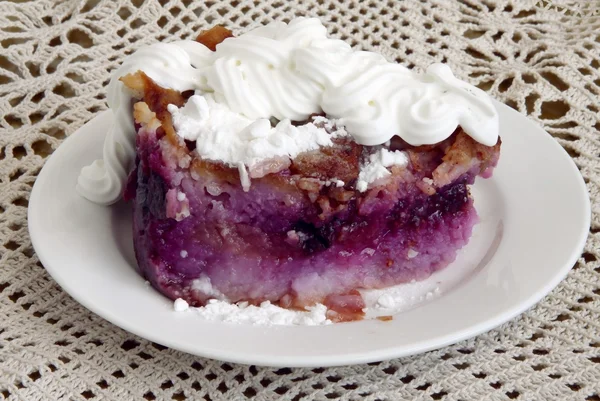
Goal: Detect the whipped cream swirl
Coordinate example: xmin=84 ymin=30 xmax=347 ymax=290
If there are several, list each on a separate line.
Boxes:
xmin=77 ymin=17 xmax=498 ymax=205
xmin=76 ymin=42 xmax=212 ymax=204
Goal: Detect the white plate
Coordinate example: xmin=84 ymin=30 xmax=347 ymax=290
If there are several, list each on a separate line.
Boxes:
xmin=28 ymin=101 xmax=590 ymax=367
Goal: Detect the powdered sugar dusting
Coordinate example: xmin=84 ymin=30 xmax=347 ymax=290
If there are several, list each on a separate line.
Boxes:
xmin=311 ymin=115 xmax=348 ymax=138
xmin=356 ymin=148 xmax=409 ymax=192
xmin=174 ymin=298 xmax=189 ymax=312
xmin=363 ymin=282 xmax=442 ymax=313
xmin=185 ymin=299 xmax=332 ymax=326
xmin=168 ymin=94 xmax=334 ymax=170
xmin=191 ymin=275 xmax=228 ymax=301
xmin=324 ymin=179 xmax=345 ymax=187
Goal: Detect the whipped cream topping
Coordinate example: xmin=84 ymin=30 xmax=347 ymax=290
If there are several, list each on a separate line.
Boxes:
xmin=77 ymin=17 xmax=498 ymax=204
xmin=76 ymin=41 xmax=212 ymax=204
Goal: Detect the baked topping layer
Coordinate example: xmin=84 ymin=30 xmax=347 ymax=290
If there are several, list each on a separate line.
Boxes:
xmin=77 ymin=18 xmax=499 ymax=205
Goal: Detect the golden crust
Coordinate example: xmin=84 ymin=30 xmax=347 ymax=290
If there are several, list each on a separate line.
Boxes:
xmin=195 ymin=25 xmax=233 ymax=51
xmin=432 ymin=130 xmax=502 ymax=187
xmin=121 ymin=71 xmax=185 ymax=145
xmin=290 ymin=138 xmax=363 ymax=183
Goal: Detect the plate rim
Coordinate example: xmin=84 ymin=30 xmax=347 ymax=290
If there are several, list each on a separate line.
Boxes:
xmin=28 ymin=102 xmax=591 ymax=367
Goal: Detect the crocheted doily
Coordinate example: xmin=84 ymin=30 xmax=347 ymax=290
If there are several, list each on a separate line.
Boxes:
xmin=1 ymin=0 xmax=599 ymax=399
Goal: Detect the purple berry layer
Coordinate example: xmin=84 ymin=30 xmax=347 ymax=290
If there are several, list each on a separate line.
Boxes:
xmin=125 ymin=119 xmax=496 ymax=320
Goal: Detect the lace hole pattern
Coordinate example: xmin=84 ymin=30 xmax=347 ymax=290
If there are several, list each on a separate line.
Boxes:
xmin=1 ymin=0 xmax=600 ymax=399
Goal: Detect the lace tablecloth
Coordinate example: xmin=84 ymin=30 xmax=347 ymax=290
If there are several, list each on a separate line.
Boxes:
xmin=1 ymin=0 xmax=599 ymax=399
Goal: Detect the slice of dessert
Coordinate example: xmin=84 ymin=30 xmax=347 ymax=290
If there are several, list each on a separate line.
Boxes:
xmin=77 ymin=18 xmax=501 ymax=322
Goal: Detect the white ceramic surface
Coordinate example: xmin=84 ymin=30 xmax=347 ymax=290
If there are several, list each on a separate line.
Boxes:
xmin=28 ymin=101 xmax=590 ymax=367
